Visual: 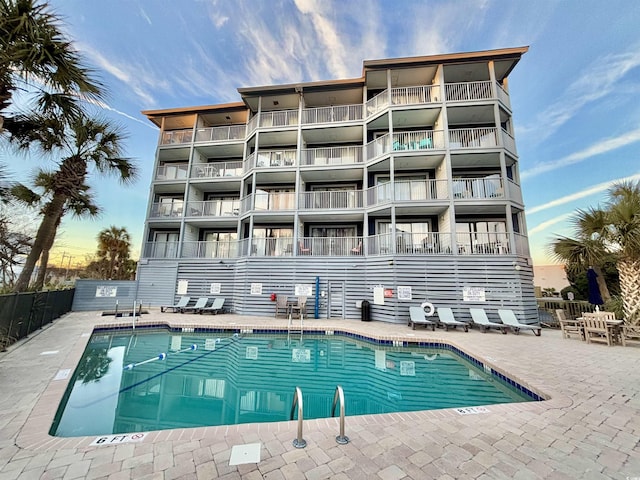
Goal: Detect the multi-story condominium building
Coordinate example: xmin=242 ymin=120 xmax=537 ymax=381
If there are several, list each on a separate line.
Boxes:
xmin=138 ymin=46 xmax=537 ymax=323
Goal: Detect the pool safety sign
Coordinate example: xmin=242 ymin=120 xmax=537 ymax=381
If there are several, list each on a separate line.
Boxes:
xmin=90 ymin=433 xmax=148 ymax=446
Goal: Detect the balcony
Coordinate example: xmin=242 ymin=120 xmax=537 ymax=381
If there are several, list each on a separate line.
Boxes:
xmin=445 ymin=81 xmax=493 ymax=102
xmin=298 ymin=190 xmax=364 ymax=210
xmin=181 ymin=240 xmax=239 ymax=259
xmin=142 ymin=241 xmax=179 ymax=259
xmin=301 ymin=104 xmax=363 ymax=125
xmin=301 ymin=146 xmax=363 ymax=166
xmin=160 ymin=129 xmax=193 ymax=145
xmin=194 ymin=125 xmax=246 ymax=143
xmin=501 ymin=128 xmax=517 ymax=156
xmin=248 ymin=149 xmax=297 ymax=169
xmin=452 ymin=177 xmax=504 ymax=199
xmin=367 ymin=232 xmax=453 ymax=255
xmin=367 ymin=179 xmax=449 ymax=206
xmin=191 ymin=161 xmax=244 ymax=179
xmin=449 ymin=128 xmax=498 ymax=149
xmin=366 ymin=130 xmax=445 ymax=160
xmin=246 ymin=237 xmax=294 ymax=257
xmin=247 ymin=110 xmax=299 ymax=134
xmin=456 ymin=232 xmax=512 ymax=255
xmin=155 ymin=163 xmax=188 ymax=181
xmin=297 ymin=236 xmax=362 ymax=256
xmin=185 ymin=200 xmax=240 ymax=217
xmin=366 ymin=85 xmax=440 ymax=117
xmin=241 ymin=192 xmax=296 ymax=213
xmin=149 ymin=201 xmax=183 ymax=218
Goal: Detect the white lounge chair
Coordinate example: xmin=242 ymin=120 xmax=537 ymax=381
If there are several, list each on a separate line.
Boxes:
xmin=469 ymin=308 xmax=508 ymax=334
xmin=182 ymin=297 xmax=209 ymax=314
xmin=160 ymin=296 xmax=190 ymax=313
xmin=497 ymin=309 xmax=541 ymax=336
xmin=200 ymin=298 xmax=225 ymax=315
xmin=409 ymin=306 xmax=436 ymax=331
xmin=436 ymin=308 xmax=469 ymax=332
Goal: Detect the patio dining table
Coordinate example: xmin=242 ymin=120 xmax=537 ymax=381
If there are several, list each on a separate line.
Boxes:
xmin=576 ymin=316 xmax=624 ymax=345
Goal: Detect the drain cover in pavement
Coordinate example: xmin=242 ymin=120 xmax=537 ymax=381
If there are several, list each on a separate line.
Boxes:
xmin=229 ymin=443 xmax=261 ymax=465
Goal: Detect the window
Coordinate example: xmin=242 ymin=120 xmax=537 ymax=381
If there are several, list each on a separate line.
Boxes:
xmin=252 ymin=228 xmax=293 ymax=256
xmin=456 ymin=221 xmax=507 ymax=254
xmin=377 ymin=221 xmax=431 ymax=253
xmin=203 ymin=232 xmax=237 ymax=258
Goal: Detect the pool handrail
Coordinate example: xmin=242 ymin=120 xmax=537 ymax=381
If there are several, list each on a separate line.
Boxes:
xmin=331 ymin=385 xmax=349 ymax=444
xmin=290 ymin=386 xmax=307 ymax=448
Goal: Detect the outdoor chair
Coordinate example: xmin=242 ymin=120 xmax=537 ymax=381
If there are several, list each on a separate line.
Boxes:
xmin=160 ymin=296 xmax=190 ymax=313
xmin=350 ymin=241 xmax=362 ymax=255
xmin=408 ymin=306 xmax=436 ymax=331
xmin=182 ymin=297 xmax=209 ymax=314
xmin=497 ymin=309 xmax=541 ymax=336
xmin=298 ymin=241 xmax=311 ymax=255
xmin=200 ymin=298 xmax=226 ymax=315
xmin=469 ymin=308 xmax=508 ymax=334
xmin=435 ymin=307 xmax=469 ymax=332
xmin=556 ymin=309 xmax=584 ymax=340
xmin=291 ymin=296 xmax=307 ymax=318
xmin=275 ymin=295 xmax=288 ymax=318
xmin=621 ymin=324 xmax=640 ymax=347
xmin=582 ymin=312 xmax=613 ymax=346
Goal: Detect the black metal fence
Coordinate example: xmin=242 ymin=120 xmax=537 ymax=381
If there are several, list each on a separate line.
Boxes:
xmin=0 ymin=289 xmax=75 ymax=350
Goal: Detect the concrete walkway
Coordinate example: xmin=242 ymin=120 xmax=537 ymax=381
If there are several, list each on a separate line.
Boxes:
xmin=0 ymin=310 xmax=639 ymax=479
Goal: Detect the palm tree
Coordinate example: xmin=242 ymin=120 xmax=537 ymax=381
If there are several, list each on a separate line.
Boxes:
xmin=0 ymin=0 xmax=102 ymax=131
xmin=12 ymin=113 xmax=136 ymax=292
xmin=550 ymin=180 xmax=640 ymax=324
xmin=96 ymin=226 xmax=132 ymax=280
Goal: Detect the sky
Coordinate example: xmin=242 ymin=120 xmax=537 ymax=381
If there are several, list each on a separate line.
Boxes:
xmin=7 ymin=0 xmax=640 ymax=268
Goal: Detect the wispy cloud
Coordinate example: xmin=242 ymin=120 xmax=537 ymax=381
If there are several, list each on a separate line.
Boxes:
xmin=527 ymin=172 xmax=640 ymax=215
xmin=521 ymin=127 xmax=640 ymax=179
xmin=522 ymin=46 xmax=640 ymax=140
xmin=528 ymin=212 xmax=573 ymax=236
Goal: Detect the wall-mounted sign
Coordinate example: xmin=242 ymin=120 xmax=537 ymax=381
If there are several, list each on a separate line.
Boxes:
xmin=397 ymin=286 xmax=412 ymax=301
xmin=463 ymin=286 xmax=485 ymax=302
xmin=373 ymin=286 xmax=384 ymax=305
xmin=210 ymin=283 xmax=221 ymax=294
xmin=292 ymin=348 xmax=311 ymax=363
xmin=295 ymin=284 xmax=313 ymax=296
xmin=177 ymin=280 xmax=188 ymax=295
xmin=250 ymin=283 xmax=262 ymax=295
xmin=95 ymin=286 xmax=117 ymax=297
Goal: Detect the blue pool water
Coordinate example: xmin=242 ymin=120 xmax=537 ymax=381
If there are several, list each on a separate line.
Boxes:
xmin=51 ymin=329 xmax=539 ymax=437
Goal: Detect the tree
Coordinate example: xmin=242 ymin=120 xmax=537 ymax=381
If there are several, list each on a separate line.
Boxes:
xmin=11 ymin=113 xmax=136 ymax=292
xmin=90 ymin=226 xmax=135 ymax=280
xmin=0 ymin=0 xmax=102 ymax=131
xmin=550 ymin=180 xmax=640 ymax=324
xmin=0 ymin=214 xmax=32 ymax=289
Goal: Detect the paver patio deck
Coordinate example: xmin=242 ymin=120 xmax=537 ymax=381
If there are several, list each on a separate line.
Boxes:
xmin=0 ymin=310 xmax=639 ymax=479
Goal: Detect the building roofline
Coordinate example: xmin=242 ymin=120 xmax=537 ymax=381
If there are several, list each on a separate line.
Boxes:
xmin=142 ymin=101 xmax=246 ymax=123
xmin=237 ymin=77 xmax=364 ymax=96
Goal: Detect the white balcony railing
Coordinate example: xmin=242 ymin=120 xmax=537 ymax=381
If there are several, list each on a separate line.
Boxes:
xmin=142 ymin=241 xmax=179 ymax=258
xmin=242 ymin=192 xmax=296 ymax=212
xmin=391 ymin=85 xmax=441 ymax=105
xmin=181 ymin=240 xmax=239 ymax=259
xmin=194 ymin=125 xmax=246 ymax=143
xmin=392 ymin=130 xmax=446 ymax=151
xmin=297 ymin=236 xmax=363 ymax=256
xmin=365 ymin=91 xmax=390 ymax=117
xmin=155 ymin=163 xmax=188 ymax=181
xmin=367 ymin=179 xmax=449 ymax=206
xmin=190 ymin=161 xmax=244 ymax=179
xmin=248 ymin=237 xmax=294 ymax=257
xmin=149 ymin=201 xmax=183 ymax=218
xmin=249 ymin=149 xmax=297 ymax=169
xmin=160 ymin=129 xmax=193 ymax=145
xmin=366 ymin=232 xmax=453 ymax=255
xmin=495 ymin=82 xmax=511 ymax=109
xmin=452 ymin=177 xmax=504 ymax=199
xmin=445 ymin=81 xmax=493 ymax=102
xmin=298 ymin=190 xmax=364 ymax=210
xmin=185 ymin=200 xmax=240 ymax=217
xmin=301 ymin=104 xmax=363 ymax=124
xmin=300 ymin=146 xmax=363 ymax=166
xmin=456 ymin=232 xmax=512 ymax=255
xmin=449 ymin=128 xmax=498 ymax=149
xmin=507 ymin=178 xmax=522 ymax=203
xmin=501 ymin=128 xmax=517 ymax=156
xmin=259 ymin=110 xmax=299 ymax=128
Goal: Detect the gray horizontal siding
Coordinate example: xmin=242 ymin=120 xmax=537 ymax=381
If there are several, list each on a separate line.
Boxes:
xmin=138 ymin=255 xmax=537 ymax=323
xmin=72 ymin=280 xmax=138 ymax=312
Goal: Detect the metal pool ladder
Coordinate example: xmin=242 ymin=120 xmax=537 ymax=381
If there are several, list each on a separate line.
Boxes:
xmin=331 ymin=385 xmax=349 ymax=444
xmin=287 ymin=309 xmax=304 ymax=344
xmin=290 ymin=386 xmax=306 ymax=448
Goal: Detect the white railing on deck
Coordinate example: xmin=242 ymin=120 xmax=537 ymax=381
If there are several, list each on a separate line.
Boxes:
xmin=452 ymin=177 xmax=504 ymax=199
xmin=249 ymin=149 xmax=297 ymax=168
xmin=191 ymin=161 xmax=244 ymax=178
xmin=242 ymin=192 xmax=296 ymax=212
xmin=391 ymin=85 xmax=440 ymax=105
xmin=298 ymin=190 xmax=363 ymax=210
xmin=392 ymin=130 xmax=445 ymax=150
xmin=301 ymin=146 xmax=363 ymax=166
xmin=367 ymin=179 xmax=448 ymax=206
xmin=301 ymin=104 xmax=363 ymax=124
xmin=445 ymin=81 xmax=493 ymax=102
xmin=143 ymin=242 xmax=179 ymax=258
xmin=513 ymin=232 xmax=530 ymax=257
xmin=160 ymin=129 xmax=193 ymax=145
xmin=248 ymin=237 xmax=294 ymax=257
xmin=456 ymin=232 xmax=512 ymax=255
xmin=156 ymin=163 xmax=188 ymax=181
xmin=181 ymin=240 xmax=239 ymax=259
xmin=259 ymin=110 xmax=299 ymax=128
xmin=449 ymin=128 xmax=498 ymax=148
xmin=149 ymin=201 xmax=183 ymax=218
xmin=495 ymin=82 xmax=511 ymax=108
xmin=247 ymin=115 xmax=259 ymax=134
xmin=297 ymin=237 xmax=362 ymax=256
xmin=365 ymin=91 xmax=390 ymax=117
xmin=185 ymin=200 xmax=240 ymax=217
xmin=501 ymin=128 xmax=517 ymax=156
xmin=194 ymin=125 xmax=246 ymax=143
xmin=507 ymin=178 xmax=522 ymax=203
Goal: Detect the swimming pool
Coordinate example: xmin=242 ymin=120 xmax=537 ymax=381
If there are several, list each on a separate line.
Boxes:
xmin=51 ymin=328 xmax=541 ymax=437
